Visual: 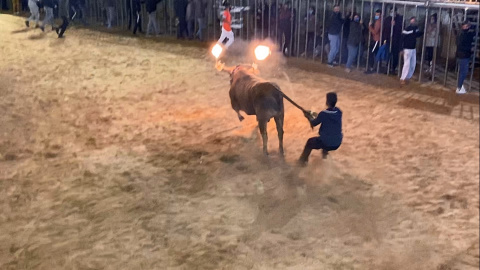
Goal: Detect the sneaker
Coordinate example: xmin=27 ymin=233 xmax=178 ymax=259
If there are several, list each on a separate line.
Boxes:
xmin=400 ymin=80 xmax=406 ymax=85
xmin=456 ymin=85 xmax=467 ymax=94
xmin=322 ymin=150 xmax=329 ymax=159
xmin=25 ymin=20 xmax=29 ymax=27
xmin=345 ymin=68 xmax=351 ymax=73
xmin=327 ymin=63 xmax=334 ymax=68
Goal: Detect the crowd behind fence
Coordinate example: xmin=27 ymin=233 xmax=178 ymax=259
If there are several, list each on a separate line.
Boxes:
xmin=2 ymin=0 xmax=479 ymax=92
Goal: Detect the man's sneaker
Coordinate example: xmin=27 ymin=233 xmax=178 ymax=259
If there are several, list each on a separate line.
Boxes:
xmin=322 ymin=150 xmax=329 ymax=159
xmin=345 ymin=68 xmax=351 ymax=73
xmin=456 ymin=85 xmax=467 ymax=94
xmin=327 ymin=63 xmax=334 ymax=68
xmin=25 ymin=20 xmax=29 ymax=27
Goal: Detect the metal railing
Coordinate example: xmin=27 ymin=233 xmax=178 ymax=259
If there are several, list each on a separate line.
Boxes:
xmin=9 ymin=0 xmax=479 ymax=91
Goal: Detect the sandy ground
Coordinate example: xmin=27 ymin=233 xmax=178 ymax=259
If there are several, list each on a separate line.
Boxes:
xmin=1 ymin=15 xmax=479 ymax=270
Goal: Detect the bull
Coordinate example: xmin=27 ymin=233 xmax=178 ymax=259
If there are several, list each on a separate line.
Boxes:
xmin=216 ymin=62 xmax=310 ymax=156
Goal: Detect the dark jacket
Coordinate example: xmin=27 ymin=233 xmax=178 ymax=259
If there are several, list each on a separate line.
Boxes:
xmin=146 ymin=0 xmax=161 ymax=13
xmin=174 ymin=0 xmax=188 ymax=19
xmin=382 ymin=15 xmax=403 ymax=44
xmin=42 ymin=0 xmax=55 ymax=8
xmin=456 ymin=29 xmax=475 ymax=59
xmin=347 ymin=20 xmax=363 ymax=46
xmin=193 ymin=0 xmax=205 ymax=19
xmin=327 ymin=12 xmax=344 ymax=35
xmin=402 ymin=25 xmax=423 ymax=50
xmin=310 ymin=107 xmax=343 ymax=147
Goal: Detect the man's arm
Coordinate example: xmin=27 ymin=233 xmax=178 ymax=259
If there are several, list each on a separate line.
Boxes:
xmin=310 ymin=112 xmax=324 ymax=127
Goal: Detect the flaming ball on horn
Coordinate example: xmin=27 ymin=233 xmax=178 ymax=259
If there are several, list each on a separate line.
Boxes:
xmin=254 ymin=45 xmax=271 ymax=61
xmin=212 ymin=44 xmax=223 ymax=60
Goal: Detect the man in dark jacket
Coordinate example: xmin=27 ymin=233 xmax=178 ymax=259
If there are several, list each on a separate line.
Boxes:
xmin=345 ymin=14 xmax=363 ymax=72
xmin=174 ymin=0 xmax=188 ymax=39
xmin=131 ymin=0 xmax=143 ymax=34
xmin=193 ymin=0 xmax=205 ymax=41
xmin=455 ymin=21 xmax=475 ymax=94
xmin=383 ymin=7 xmax=403 ymax=74
xmin=400 ymin=16 xmax=423 ymax=84
xmin=327 ymin=5 xmax=345 ymax=66
xmin=278 ymin=2 xmax=295 ymax=57
xmin=146 ymin=0 xmax=161 ymax=36
xmin=298 ymin=92 xmax=343 ymax=166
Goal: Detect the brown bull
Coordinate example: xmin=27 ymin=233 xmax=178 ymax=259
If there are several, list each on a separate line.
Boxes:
xmin=217 ymin=63 xmax=308 ymax=156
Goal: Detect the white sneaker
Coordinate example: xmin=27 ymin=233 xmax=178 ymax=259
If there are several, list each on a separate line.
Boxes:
xmin=456 ymin=85 xmax=467 ymax=94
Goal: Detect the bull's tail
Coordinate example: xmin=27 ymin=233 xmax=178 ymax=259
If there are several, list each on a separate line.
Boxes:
xmin=271 ymin=84 xmax=308 ymax=113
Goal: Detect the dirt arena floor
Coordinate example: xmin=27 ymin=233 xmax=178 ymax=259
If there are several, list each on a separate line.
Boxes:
xmin=1 ymin=15 xmax=479 ymax=269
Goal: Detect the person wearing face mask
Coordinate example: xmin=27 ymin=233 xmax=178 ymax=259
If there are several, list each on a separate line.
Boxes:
xmin=382 ymin=7 xmax=403 ymax=74
xmin=400 ymin=17 xmax=423 ymax=85
xmin=455 ymin=21 xmax=475 ymax=94
xmin=365 ymin=9 xmax=382 ymax=74
xmin=326 ymin=5 xmax=345 ymax=67
xmin=345 ymin=14 xmax=363 ymax=72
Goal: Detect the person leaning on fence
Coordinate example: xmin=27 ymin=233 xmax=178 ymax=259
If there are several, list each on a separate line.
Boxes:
xmin=400 ymin=17 xmax=423 ymax=85
xmin=382 ymin=7 xmax=403 ymax=75
xmin=146 ymin=0 xmax=161 ymax=37
xmin=39 ymin=0 xmax=56 ymax=32
xmin=186 ymin=0 xmax=194 ymax=39
xmin=131 ymin=0 xmax=143 ymax=34
xmin=25 ymin=0 xmax=40 ymax=28
xmin=105 ymin=0 xmax=115 ymax=28
xmin=217 ymin=2 xmax=234 ymax=49
xmin=365 ymin=9 xmax=381 ymax=74
xmin=345 ymin=14 xmax=363 ymax=73
xmin=298 ymin=92 xmax=343 ymax=166
xmin=174 ymin=0 xmax=188 ymax=39
xmin=193 ymin=0 xmax=206 ymax=41
xmin=424 ymin=13 xmax=438 ymax=74
xmin=326 ymin=5 xmax=345 ymax=67
xmin=455 ymin=21 xmax=475 ymax=95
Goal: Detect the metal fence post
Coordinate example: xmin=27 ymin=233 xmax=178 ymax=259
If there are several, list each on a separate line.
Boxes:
xmin=320 ymin=0 xmax=326 ymax=63
xmin=431 ymin=7 xmax=441 ymax=82
xmin=468 ymin=8 xmax=479 ymax=92
xmin=376 ymin=1 xmax=385 ymax=73
xmin=444 ymin=8 xmax=454 ymax=86
xmin=387 ymin=3 xmax=395 ymax=75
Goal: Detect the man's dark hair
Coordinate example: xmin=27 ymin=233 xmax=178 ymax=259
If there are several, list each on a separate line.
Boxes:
xmin=333 ymin=4 xmax=340 ymax=8
xmin=410 ymin=16 xmax=416 ymax=21
xmin=375 ymin=9 xmax=381 ymax=14
xmin=326 ymin=92 xmax=337 ymax=108
xmin=461 ymin=20 xmax=471 ymax=26
xmin=223 ymin=1 xmax=231 ymax=7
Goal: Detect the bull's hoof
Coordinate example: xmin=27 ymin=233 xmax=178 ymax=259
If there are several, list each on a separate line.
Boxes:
xmin=238 ymin=115 xmax=244 ymax=122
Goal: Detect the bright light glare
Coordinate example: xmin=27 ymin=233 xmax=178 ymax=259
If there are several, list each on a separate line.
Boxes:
xmin=254 ymin=45 xmax=271 ymax=61
xmin=212 ymin=44 xmax=223 ymax=59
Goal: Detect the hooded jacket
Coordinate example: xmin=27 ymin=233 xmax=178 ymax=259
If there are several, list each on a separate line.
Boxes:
xmin=310 ymin=107 xmax=343 ymax=147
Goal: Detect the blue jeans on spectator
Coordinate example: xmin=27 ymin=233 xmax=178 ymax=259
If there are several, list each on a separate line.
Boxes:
xmin=328 ymin=34 xmax=340 ymax=64
xmin=346 ymin=44 xmax=358 ymax=69
xmin=457 ymin=58 xmax=469 ymax=89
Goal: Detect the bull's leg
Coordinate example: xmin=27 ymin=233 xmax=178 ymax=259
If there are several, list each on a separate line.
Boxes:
xmin=274 ymin=114 xmax=284 ymax=156
xmin=258 ymin=120 xmax=268 ymax=156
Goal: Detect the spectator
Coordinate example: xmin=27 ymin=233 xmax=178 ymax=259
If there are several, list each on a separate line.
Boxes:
xmin=326 ymin=5 xmax=345 ymax=67
xmin=278 ymin=2 xmax=294 ymax=56
xmin=424 ymin=13 xmax=438 ymax=73
xmin=105 ymin=0 xmax=115 ymax=28
xmin=146 ymin=0 xmax=161 ymax=37
xmin=217 ymin=2 xmax=234 ymax=48
xmin=132 ymin=0 xmax=143 ymax=34
xmin=365 ymin=9 xmax=381 ymax=74
xmin=186 ymin=0 xmax=194 ymax=39
xmin=382 ymin=7 xmax=403 ymax=74
xmin=455 ymin=21 xmax=475 ymax=94
xmin=345 ymin=14 xmax=363 ymax=72
xmin=40 ymin=0 xmax=56 ymax=32
xmin=174 ymin=0 xmax=188 ymax=39
xmin=25 ymin=0 xmax=40 ymax=27
xmin=194 ymin=0 xmax=206 ymax=41
xmin=303 ymin=6 xmax=316 ymax=56
xmin=400 ymin=17 xmax=423 ymax=85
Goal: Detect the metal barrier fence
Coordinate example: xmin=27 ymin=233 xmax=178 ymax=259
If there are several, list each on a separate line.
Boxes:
xmin=12 ymin=0 xmax=479 ymax=91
